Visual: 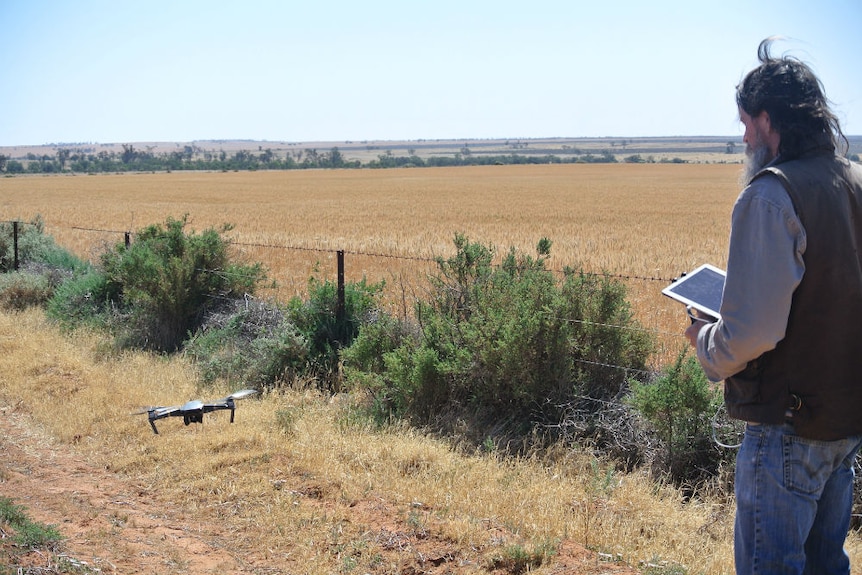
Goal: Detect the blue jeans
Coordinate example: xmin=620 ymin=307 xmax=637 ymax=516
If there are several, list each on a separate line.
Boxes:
xmin=735 ymin=423 xmax=862 ymax=574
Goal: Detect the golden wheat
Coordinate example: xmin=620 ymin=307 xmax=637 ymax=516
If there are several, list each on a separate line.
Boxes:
xmin=0 ymin=164 xmax=740 ymax=369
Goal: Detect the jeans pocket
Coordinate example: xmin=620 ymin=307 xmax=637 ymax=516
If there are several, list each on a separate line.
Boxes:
xmin=782 ymin=434 xmax=838 ymax=495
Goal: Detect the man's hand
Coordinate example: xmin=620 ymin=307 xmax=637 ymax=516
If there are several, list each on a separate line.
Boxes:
xmin=684 ymin=321 xmax=704 ymax=348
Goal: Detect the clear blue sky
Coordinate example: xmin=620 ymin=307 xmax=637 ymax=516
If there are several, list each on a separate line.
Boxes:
xmin=2 ymin=0 xmax=860 ymax=146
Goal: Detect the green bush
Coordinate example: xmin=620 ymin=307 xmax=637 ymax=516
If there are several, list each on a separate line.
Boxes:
xmin=0 ymin=217 xmax=45 ymax=271
xmin=285 ymin=275 xmax=384 ymax=390
xmin=0 ymin=217 xmax=88 ymax=311
xmin=46 ymin=270 xmax=119 ymax=328
xmin=99 ymin=215 xmax=265 ymax=352
xmin=341 ymin=312 xmax=415 ymax=423
xmin=343 ymin=234 xmax=654 ymax=444
xmin=0 ymin=215 xmax=87 ymax=272
xmin=185 ymin=276 xmax=384 ymax=391
xmin=628 ymin=347 xmax=725 ymax=485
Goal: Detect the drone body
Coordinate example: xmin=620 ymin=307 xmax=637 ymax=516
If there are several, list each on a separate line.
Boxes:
xmin=138 ymin=389 xmax=258 ymax=434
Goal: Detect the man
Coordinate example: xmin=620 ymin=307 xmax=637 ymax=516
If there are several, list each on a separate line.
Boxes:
xmin=685 ymin=38 xmax=862 ymax=574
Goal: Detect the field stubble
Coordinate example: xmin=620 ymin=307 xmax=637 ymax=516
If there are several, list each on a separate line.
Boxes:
xmin=2 ymin=164 xmax=738 ymax=367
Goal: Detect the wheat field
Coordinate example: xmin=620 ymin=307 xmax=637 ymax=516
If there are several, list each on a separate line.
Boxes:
xmin=1 ymin=164 xmax=740 ymax=368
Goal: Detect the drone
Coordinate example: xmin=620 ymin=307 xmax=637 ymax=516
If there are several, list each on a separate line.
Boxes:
xmin=135 ymin=389 xmax=258 ymax=434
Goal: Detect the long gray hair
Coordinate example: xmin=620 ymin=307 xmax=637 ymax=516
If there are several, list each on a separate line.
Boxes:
xmin=736 ymin=37 xmax=848 ymax=158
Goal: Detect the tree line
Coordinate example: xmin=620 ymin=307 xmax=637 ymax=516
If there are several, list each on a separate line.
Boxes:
xmin=0 ymin=145 xmax=627 ymax=174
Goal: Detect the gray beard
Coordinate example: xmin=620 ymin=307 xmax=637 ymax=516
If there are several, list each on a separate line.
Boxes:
xmin=740 ymin=143 xmax=773 ymax=186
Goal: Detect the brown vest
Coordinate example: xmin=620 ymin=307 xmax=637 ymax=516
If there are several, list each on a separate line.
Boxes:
xmin=724 ymin=151 xmax=862 ymax=440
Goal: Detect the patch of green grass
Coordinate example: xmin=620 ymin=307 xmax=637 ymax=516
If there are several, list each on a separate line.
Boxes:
xmin=0 ymin=495 xmax=63 ymax=550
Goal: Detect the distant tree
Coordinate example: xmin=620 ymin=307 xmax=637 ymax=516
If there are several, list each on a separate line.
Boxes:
xmin=121 ymin=144 xmax=137 ymax=164
xmin=726 ymin=141 xmax=737 ymax=154
xmin=56 ymin=149 xmax=70 ymax=170
xmin=328 ymin=147 xmax=344 ymax=168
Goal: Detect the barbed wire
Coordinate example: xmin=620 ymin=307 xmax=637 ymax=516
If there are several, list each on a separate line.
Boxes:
xmin=70 ymin=225 xmax=130 ymax=235
xmin=2 ymin=220 xmax=687 ymax=378
xmin=4 ymin=221 xmax=679 ymax=284
xmin=226 ymin=238 xmax=676 ymax=283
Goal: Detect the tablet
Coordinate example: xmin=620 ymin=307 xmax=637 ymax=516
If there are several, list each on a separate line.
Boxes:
xmin=661 ymin=264 xmax=726 ymax=320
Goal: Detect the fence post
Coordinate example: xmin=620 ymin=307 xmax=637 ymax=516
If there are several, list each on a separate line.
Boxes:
xmin=124 ymin=231 xmax=131 ymax=247
xmin=12 ymin=221 xmax=19 ymax=271
xmin=336 ymin=250 xmax=345 ymax=322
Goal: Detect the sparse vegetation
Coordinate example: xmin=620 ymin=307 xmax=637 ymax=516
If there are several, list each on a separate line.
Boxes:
xmin=0 ymin=496 xmax=62 ymax=550
xmin=0 ymin=496 xmax=70 ymax=574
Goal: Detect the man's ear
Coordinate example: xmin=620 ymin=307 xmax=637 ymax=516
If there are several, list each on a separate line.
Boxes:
xmin=758 ymin=110 xmax=781 ymax=155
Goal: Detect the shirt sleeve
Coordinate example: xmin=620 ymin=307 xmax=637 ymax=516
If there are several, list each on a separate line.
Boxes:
xmin=695 ymin=173 xmax=806 ymax=382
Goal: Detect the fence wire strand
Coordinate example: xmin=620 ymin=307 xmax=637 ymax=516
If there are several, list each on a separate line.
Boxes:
xmin=4 ymin=221 xmax=688 ymax=381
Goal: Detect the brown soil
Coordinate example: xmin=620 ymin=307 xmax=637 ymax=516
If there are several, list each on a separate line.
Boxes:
xmin=0 ymin=407 xmax=640 ymax=574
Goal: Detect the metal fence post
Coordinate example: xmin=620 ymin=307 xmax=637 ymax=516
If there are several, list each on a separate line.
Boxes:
xmin=336 ymin=250 xmax=345 ymax=322
xmin=12 ymin=221 xmax=19 ymax=271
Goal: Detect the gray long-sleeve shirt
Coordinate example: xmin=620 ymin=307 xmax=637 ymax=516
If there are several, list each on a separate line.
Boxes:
xmin=695 ymin=171 xmax=807 ymax=382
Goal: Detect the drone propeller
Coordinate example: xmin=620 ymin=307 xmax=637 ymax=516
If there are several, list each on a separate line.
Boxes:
xmin=223 ymin=388 xmax=258 ymax=401
xmin=131 ymin=405 xmax=180 ymax=416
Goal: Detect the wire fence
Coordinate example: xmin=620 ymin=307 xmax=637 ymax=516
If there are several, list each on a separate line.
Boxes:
xmin=2 ymin=219 xmax=690 ymax=377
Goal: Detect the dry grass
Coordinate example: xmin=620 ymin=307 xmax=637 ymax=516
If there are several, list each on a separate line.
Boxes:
xmin=0 ymin=308 xmax=726 ymax=572
xmin=1 ymin=164 xmax=739 ymax=368
xmin=3 ymin=309 xmax=861 ymax=574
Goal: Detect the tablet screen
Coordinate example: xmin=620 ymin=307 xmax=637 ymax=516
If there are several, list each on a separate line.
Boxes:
xmin=661 ymin=264 xmax=726 ymax=320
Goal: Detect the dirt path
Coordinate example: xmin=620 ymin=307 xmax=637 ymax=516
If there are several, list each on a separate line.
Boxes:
xmin=0 ymin=405 xmax=640 ymax=574
xmin=0 ymin=406 xmax=249 ymax=574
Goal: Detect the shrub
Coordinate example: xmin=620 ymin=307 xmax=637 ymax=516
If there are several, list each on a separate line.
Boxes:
xmin=185 ymin=276 xmax=384 ymax=391
xmin=46 ymin=270 xmax=121 ymax=329
xmin=0 ymin=497 xmax=62 ymax=550
xmin=184 ymin=298 xmax=309 ymax=388
xmin=0 ymin=216 xmax=86 ymax=272
xmin=0 ymin=272 xmax=54 ymax=310
xmin=628 ymin=347 xmax=726 ymax=485
xmin=343 ymin=234 xmax=654 ymax=446
xmin=341 ymin=312 xmax=416 ymax=422
xmin=285 ymin=275 xmax=384 ymax=390
xmin=0 ymin=217 xmax=43 ymax=272
xmin=0 ymin=216 xmax=93 ymax=316
xmin=99 ymin=215 xmax=265 ymax=352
